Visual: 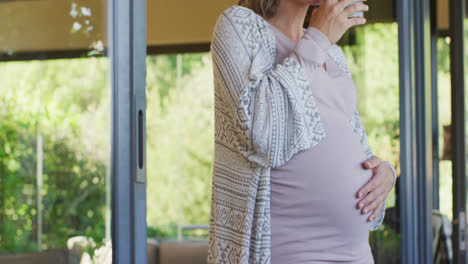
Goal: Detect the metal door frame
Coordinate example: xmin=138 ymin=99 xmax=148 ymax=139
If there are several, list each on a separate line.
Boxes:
xmin=449 ymin=0 xmax=467 ymax=262
xmin=110 ymin=0 xmax=147 ymax=262
xmin=397 ymin=0 xmax=434 ymax=262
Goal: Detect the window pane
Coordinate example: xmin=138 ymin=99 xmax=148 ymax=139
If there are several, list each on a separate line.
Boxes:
xmin=146 ymin=53 xmax=212 ymax=240
xmin=0 ymin=0 xmax=111 ymax=262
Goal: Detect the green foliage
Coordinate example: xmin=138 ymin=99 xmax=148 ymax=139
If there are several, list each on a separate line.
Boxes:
xmin=147 ymin=224 xmax=178 ymax=239
xmin=146 ymin=224 xmax=209 ymax=241
xmin=0 ymin=97 xmax=38 ymax=253
xmin=370 ymin=225 xmax=401 ymax=262
xmin=147 ymin=54 xmax=207 ymax=107
xmin=0 ymin=54 xmax=213 ymax=253
xmin=146 ymin=54 xmax=213 ymax=227
xmin=0 ymin=58 xmax=109 ymax=253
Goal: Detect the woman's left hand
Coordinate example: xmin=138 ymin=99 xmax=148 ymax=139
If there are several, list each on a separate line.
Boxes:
xmin=356 ymin=156 xmax=395 ymax=222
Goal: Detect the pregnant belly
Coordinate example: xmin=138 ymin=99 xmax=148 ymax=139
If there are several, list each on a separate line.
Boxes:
xmin=270 ymin=120 xmax=374 ymax=261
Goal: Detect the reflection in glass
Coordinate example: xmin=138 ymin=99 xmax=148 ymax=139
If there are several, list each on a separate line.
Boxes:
xmin=0 ymin=0 xmax=111 ymax=262
xmin=0 ymin=0 xmax=106 ymax=60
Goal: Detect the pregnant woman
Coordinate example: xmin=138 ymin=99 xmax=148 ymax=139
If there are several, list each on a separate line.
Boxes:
xmin=208 ymin=0 xmax=397 ymax=263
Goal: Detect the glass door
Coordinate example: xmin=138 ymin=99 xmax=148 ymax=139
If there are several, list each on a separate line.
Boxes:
xmin=0 ymin=0 xmax=148 ymax=263
xmin=0 ymin=0 xmax=112 ymax=262
xmin=434 ymin=0 xmax=468 ymax=262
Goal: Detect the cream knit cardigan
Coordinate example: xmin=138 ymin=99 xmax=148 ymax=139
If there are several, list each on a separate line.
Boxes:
xmin=208 ymin=5 xmax=386 ymax=264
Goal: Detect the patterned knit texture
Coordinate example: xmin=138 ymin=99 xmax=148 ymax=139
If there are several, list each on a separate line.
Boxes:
xmin=208 ymin=5 xmax=386 ymax=264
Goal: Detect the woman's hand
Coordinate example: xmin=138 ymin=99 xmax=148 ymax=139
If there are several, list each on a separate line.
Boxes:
xmin=356 ymin=156 xmax=395 ymax=222
xmin=308 ymin=0 xmax=368 ymax=45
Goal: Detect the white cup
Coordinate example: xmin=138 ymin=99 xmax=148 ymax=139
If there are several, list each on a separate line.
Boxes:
xmin=345 ymin=1 xmax=364 ymax=18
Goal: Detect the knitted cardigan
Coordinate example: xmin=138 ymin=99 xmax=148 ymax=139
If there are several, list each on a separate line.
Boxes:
xmin=208 ymin=5 xmax=386 ymax=264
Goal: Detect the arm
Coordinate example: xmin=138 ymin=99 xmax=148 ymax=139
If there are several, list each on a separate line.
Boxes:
xmin=212 ymin=6 xmax=330 ymax=168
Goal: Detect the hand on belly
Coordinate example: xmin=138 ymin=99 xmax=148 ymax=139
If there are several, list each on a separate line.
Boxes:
xmin=270 ymin=122 xmax=377 ymax=245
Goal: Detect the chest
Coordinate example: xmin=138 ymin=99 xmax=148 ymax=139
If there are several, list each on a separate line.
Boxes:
xmin=274 ymin=42 xmax=358 ymax=119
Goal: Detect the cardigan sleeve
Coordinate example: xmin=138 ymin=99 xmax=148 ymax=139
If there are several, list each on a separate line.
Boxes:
xmin=351 ymin=109 xmax=374 ymax=159
xmin=211 ymin=6 xmax=328 ymax=168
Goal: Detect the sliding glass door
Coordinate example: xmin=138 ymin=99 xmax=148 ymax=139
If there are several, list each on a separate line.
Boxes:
xmin=0 ymin=0 xmax=148 ymax=262
xmin=0 ymin=0 xmax=113 ymax=262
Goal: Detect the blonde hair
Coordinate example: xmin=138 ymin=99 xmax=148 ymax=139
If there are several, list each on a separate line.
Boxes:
xmin=238 ymin=0 xmax=279 ymax=18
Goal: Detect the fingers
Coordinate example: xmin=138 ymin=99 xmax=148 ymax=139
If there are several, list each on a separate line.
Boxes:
xmin=363 ymin=156 xmax=381 ymax=170
xmin=356 ymin=177 xmax=376 ymax=198
xmin=368 ymin=203 xmax=383 ymax=222
xmin=335 ymin=3 xmax=368 ymax=31
xmin=345 ymin=17 xmax=367 ymax=28
xmin=309 ymin=0 xmax=368 ymax=44
xmin=361 ymin=196 xmax=381 ymax=214
xmin=357 ymin=188 xmax=383 ymax=210
xmin=338 ymin=0 xmax=368 ymax=10
xmin=324 ymin=0 xmax=360 ymax=15
xmin=342 ymin=2 xmax=369 ymax=17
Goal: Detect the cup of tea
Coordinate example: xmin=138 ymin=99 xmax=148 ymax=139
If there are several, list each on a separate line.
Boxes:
xmin=345 ymin=1 xmax=364 ymax=18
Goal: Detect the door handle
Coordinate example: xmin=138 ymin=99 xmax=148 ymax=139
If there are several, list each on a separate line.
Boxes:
xmin=136 ymin=108 xmax=145 ymax=183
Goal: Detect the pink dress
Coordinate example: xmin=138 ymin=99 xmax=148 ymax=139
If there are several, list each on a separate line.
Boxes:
xmin=267 ymin=22 xmax=375 ymax=264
